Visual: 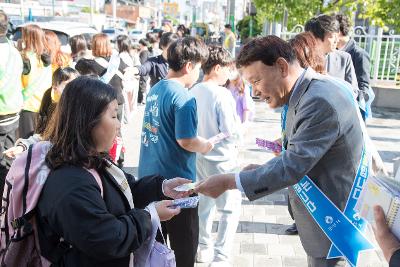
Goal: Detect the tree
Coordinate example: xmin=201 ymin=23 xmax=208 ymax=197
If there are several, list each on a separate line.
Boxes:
xmin=358 ymin=0 xmax=400 ymax=32
xmin=253 ymin=0 xmax=323 ymax=30
xmin=237 ymin=16 xmax=262 ymax=41
xmin=253 ymin=0 xmax=400 ymax=33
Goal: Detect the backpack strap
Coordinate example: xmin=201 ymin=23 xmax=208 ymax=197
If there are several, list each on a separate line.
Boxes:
xmin=22 ymin=145 xmax=33 ymax=215
xmin=86 ymin=169 xmax=104 ymax=198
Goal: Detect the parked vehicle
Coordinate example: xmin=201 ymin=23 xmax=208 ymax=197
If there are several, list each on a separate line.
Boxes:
xmin=13 ymin=21 xmax=98 ymax=53
xmin=129 ymin=29 xmax=145 ymax=43
xmin=102 ymin=28 xmax=127 ymax=42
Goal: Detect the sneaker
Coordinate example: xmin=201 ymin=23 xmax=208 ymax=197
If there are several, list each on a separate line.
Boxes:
xmin=209 ymin=260 xmax=232 ymax=267
xmin=284 ymin=223 xmax=298 ymax=235
xmin=196 ymin=249 xmax=214 ymax=263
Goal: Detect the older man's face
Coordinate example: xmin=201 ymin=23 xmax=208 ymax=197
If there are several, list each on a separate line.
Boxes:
xmin=241 ymin=60 xmax=290 ymax=109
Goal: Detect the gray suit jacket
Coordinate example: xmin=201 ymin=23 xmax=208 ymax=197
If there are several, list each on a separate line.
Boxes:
xmin=240 ymin=68 xmax=364 ymax=257
xmin=326 ymin=50 xmax=359 ymax=96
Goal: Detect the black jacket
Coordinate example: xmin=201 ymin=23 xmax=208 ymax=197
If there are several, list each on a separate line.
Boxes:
xmin=137 ymin=54 xmax=168 ymax=88
xmin=75 ymin=57 xmax=128 ymax=105
xmin=390 ymin=249 xmax=400 ymax=267
xmin=37 ymin=165 xmax=165 ymax=267
xmin=342 ymin=39 xmax=371 ymax=101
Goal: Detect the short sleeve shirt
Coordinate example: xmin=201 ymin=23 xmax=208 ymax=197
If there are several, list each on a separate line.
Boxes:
xmin=138 ymin=79 xmax=198 ymax=180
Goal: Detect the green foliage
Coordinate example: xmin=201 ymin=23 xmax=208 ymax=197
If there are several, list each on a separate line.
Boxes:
xmin=253 ymin=0 xmax=400 ymax=33
xmin=164 ymin=15 xmax=179 ymax=26
xmin=358 ymin=0 xmax=400 ymax=32
xmin=81 ymin=7 xmax=98 ymax=14
xmin=237 ymin=15 xmax=262 ymax=40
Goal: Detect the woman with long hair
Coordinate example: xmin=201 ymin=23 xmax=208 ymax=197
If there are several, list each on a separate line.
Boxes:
xmin=44 ymin=30 xmax=72 ymax=72
xmin=116 ymin=35 xmax=138 ymax=114
xmin=19 ymin=24 xmax=52 ymax=139
xmin=34 ymin=76 xmax=190 ymax=266
xmin=75 ymin=33 xmax=130 ymax=166
xmin=69 ymin=34 xmax=92 ymax=64
xmin=4 ymin=67 xmax=79 ymax=158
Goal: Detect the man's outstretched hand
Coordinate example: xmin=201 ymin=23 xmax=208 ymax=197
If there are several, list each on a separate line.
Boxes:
xmin=194 ymin=173 xmax=236 ymax=198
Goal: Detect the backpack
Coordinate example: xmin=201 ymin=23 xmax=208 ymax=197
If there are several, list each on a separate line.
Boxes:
xmin=0 ymin=141 xmax=103 ymax=267
xmin=134 ymin=203 xmax=176 ymax=267
xmin=0 ymin=142 xmax=53 ymax=267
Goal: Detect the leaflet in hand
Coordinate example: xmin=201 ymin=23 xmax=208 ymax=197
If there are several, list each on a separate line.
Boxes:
xmin=174 ymin=182 xmax=196 ymax=192
xmin=208 ymin=132 xmax=230 ymax=145
xmin=355 ymin=175 xmax=400 ymax=239
xmin=255 ymin=138 xmax=282 ymax=153
xmin=169 ymin=196 xmax=200 ymax=209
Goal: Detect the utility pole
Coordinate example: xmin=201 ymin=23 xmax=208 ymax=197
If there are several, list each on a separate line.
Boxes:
xmin=112 ymin=0 xmax=117 ymax=27
xmin=90 ymin=0 xmax=94 ymax=25
xmin=20 ymin=0 xmax=24 ymax=21
xmin=228 ymin=0 xmax=235 ymax=31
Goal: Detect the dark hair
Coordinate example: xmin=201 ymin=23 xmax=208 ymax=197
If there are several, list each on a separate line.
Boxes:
xmin=69 ymin=34 xmax=88 ymax=58
xmin=147 ymin=33 xmax=158 ymax=44
xmin=304 ymin=14 xmax=339 ymax=41
xmin=139 ymin=38 xmax=150 ymax=47
xmin=116 ymin=34 xmax=131 ymax=53
xmin=177 ymin=24 xmax=186 ymax=32
xmin=336 ymin=13 xmax=351 ymax=36
xmin=224 ymin=24 xmax=232 ymax=30
xmin=158 ymin=30 xmax=164 ymax=40
xmin=36 ymin=67 xmax=79 ymax=135
xmin=75 ymin=58 xmax=100 ymax=76
xmin=159 ymin=32 xmax=179 ymax=49
xmin=236 ymin=35 xmax=296 ymax=68
xmin=288 ymin=32 xmax=326 ymax=74
xmin=0 ymin=10 xmax=8 ymax=36
xmin=202 ymin=46 xmax=233 ymax=75
xmin=167 ymin=37 xmax=209 ymax=72
xmin=45 ymin=76 xmax=117 ymax=170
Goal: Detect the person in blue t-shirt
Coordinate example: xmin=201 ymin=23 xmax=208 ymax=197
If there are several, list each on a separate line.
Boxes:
xmin=138 ymin=37 xmax=213 ymax=267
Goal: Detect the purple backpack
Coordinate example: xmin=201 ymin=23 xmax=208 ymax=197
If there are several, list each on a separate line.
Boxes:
xmin=134 ymin=203 xmax=176 ymax=267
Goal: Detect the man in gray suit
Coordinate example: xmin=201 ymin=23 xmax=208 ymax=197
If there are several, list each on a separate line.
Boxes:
xmin=195 ymin=36 xmax=364 ymax=267
xmin=305 ymin=14 xmax=359 ymax=96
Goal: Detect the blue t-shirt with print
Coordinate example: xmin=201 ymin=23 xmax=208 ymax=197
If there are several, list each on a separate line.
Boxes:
xmin=138 ymin=79 xmax=198 ymax=181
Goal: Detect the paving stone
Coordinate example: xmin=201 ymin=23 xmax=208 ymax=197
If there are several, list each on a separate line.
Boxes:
xmin=239 ymin=221 xmax=267 ymax=233
xmin=253 ymin=233 xmax=279 ymax=244
xmin=266 ymin=223 xmax=287 ymax=235
xmin=242 ymin=206 xmax=266 ymax=217
xmin=234 ymin=233 xmax=253 ymax=245
xmin=283 ymin=256 xmax=308 ymax=267
xmin=267 ymin=244 xmax=295 ymax=257
xmin=292 ymin=245 xmax=307 ymax=257
xmin=232 ymin=254 xmax=253 ymax=267
xmin=279 ymin=235 xmax=302 ymax=245
xmin=264 ymin=206 xmax=291 ymax=216
xmin=241 ymin=243 xmax=267 ymax=255
xmin=254 ymin=255 xmax=283 ymax=267
xmin=276 ymin=216 xmax=295 ymax=225
xmin=252 ymin=214 xmax=277 ymax=224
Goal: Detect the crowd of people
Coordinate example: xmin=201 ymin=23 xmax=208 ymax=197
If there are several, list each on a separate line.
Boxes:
xmin=0 ymin=7 xmax=398 ymax=267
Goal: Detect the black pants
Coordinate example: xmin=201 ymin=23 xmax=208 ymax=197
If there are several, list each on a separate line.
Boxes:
xmin=137 ymin=76 xmax=148 ymax=104
xmin=158 ymin=206 xmax=199 ymax=267
xmin=19 ymin=110 xmax=37 ymax=139
xmin=0 ymin=118 xmax=18 ymax=196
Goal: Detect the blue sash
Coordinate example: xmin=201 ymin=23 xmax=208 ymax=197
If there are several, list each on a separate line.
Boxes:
xmin=280 ymin=79 xmax=374 ymax=267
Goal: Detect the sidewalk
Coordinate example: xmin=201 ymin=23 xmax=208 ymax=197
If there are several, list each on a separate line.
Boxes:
xmin=122 ymin=101 xmax=400 ymax=267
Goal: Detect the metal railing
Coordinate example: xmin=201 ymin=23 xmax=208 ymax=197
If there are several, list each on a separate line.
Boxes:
xmin=278 ymin=25 xmax=400 ymax=87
